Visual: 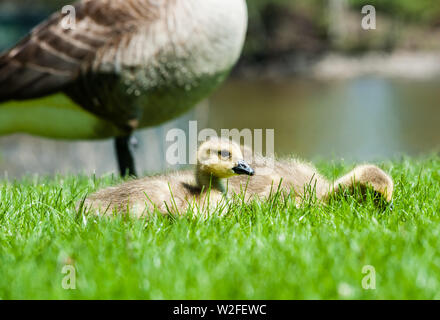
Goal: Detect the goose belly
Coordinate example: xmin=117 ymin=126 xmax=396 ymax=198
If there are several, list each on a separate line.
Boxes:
xmin=68 ymin=58 xmax=233 ymax=131
xmin=138 ymin=74 xmax=228 ymax=128
xmin=119 ymin=62 xmax=232 ymax=129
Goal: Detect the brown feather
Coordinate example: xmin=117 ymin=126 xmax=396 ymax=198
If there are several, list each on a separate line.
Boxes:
xmin=0 ymin=0 xmax=161 ymax=102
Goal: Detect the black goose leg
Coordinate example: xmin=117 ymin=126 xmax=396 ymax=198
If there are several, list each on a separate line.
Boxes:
xmin=115 ymin=135 xmax=137 ymax=177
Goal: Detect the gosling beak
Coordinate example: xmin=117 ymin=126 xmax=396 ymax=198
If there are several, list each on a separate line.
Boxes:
xmin=232 ymin=160 xmax=255 ymax=176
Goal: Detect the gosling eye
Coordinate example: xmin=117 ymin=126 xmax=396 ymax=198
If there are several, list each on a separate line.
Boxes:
xmin=218 ymin=150 xmax=231 ymax=159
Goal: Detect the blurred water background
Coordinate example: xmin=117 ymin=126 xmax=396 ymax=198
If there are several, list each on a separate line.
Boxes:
xmin=1 ymin=0 xmax=440 ymax=177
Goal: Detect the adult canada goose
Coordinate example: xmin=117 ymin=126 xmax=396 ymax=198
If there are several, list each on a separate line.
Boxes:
xmin=228 ymin=146 xmax=394 ymax=205
xmin=83 ymin=137 xmax=254 ymax=217
xmin=0 ymin=0 xmax=248 ymax=176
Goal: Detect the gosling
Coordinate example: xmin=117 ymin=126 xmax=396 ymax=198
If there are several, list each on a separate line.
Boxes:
xmin=228 ymin=146 xmax=394 ymax=206
xmin=82 ymin=138 xmax=254 ymax=217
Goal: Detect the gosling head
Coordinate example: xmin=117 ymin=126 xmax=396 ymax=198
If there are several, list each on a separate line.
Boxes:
xmin=197 ymin=137 xmax=254 ymax=182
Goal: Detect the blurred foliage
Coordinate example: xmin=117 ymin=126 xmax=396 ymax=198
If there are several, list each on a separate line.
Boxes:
xmin=349 ymin=0 xmax=440 ymax=24
xmin=248 ymin=0 xmax=440 ymax=24
xmin=249 ymin=0 xmax=440 ymax=24
xmin=244 ymin=0 xmax=440 ymax=59
xmin=244 ymin=0 xmax=329 ymax=60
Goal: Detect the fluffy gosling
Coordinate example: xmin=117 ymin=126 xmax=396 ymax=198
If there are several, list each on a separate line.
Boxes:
xmin=82 ymin=138 xmax=254 ymax=217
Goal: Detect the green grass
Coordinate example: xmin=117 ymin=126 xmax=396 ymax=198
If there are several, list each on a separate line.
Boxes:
xmin=0 ymin=156 xmax=439 ymax=300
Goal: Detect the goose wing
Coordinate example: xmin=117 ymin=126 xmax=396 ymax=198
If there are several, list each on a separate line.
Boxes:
xmin=0 ymin=0 xmax=158 ymax=102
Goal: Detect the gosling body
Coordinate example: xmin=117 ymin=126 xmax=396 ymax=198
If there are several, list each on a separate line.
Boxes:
xmin=83 ymin=171 xmax=218 ymax=217
xmin=228 ymin=147 xmax=394 ymax=204
xmin=83 ymin=138 xmax=254 ymax=217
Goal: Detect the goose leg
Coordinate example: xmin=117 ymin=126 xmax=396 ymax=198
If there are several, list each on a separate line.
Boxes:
xmin=115 ymin=135 xmax=137 ymax=177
